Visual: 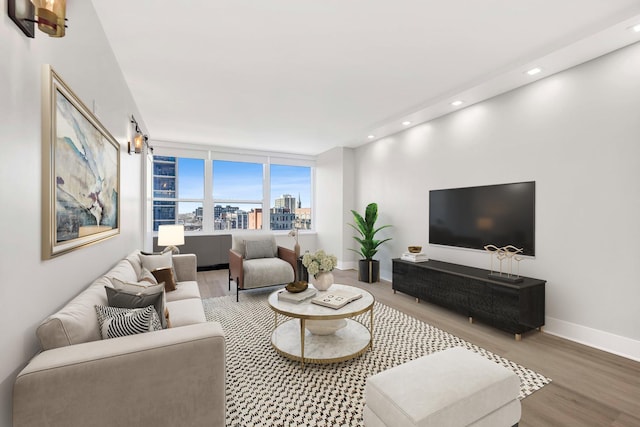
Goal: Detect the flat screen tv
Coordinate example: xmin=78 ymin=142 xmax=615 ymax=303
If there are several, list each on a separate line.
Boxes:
xmin=429 ymin=181 xmax=535 ymax=256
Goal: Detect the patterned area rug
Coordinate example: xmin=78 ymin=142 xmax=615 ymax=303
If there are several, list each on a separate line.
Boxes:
xmin=203 ymin=291 xmax=551 ymax=427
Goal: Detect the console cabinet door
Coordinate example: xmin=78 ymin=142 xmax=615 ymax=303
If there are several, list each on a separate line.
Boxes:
xmin=491 ymin=285 xmax=521 ymax=333
xmin=467 ymin=278 xmax=493 ymax=320
xmin=423 ymin=270 xmax=469 ymax=315
xmin=392 ymin=261 xmax=417 ymax=295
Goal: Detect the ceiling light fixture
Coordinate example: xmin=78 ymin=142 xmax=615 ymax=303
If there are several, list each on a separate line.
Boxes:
xmin=632 ymin=23 xmax=640 ymax=32
xmin=451 ymin=100 xmax=464 ymax=107
xmin=367 ymin=135 xmax=375 ymax=139
xmin=402 ymin=121 xmax=411 ymax=126
xmin=526 ymin=67 xmax=542 ymax=76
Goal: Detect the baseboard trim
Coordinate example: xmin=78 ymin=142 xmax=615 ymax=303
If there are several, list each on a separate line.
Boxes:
xmin=338 ymin=261 xmax=357 ymax=271
xmin=544 ymin=317 xmax=640 ymax=362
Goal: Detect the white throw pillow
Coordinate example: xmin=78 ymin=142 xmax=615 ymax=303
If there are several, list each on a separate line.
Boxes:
xmin=139 ymin=252 xmax=177 ymax=283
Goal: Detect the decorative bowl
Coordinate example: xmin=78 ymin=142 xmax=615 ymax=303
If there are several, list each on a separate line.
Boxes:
xmin=285 ymin=281 xmax=308 ymax=293
xmin=408 ymin=246 xmax=422 ymax=253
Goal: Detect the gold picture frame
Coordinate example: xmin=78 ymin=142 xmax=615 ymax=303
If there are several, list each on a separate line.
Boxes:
xmin=42 ymin=65 xmax=120 ymax=259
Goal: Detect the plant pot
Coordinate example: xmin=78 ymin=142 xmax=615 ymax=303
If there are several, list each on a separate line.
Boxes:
xmin=358 ymin=259 xmax=379 ymax=283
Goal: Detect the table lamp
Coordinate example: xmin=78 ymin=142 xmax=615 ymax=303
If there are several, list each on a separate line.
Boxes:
xmin=158 ymin=224 xmax=185 ymax=254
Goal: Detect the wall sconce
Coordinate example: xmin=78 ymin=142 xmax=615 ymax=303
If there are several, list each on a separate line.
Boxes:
xmin=8 ymin=0 xmax=67 ymax=38
xmin=128 ymin=115 xmax=151 ymax=155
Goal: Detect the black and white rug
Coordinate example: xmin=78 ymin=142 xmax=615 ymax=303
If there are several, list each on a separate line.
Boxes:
xmin=203 ymin=291 xmax=551 ymax=427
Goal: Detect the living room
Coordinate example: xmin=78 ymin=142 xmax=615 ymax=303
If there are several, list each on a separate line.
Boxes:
xmin=2 ymin=1 xmax=640 ymax=426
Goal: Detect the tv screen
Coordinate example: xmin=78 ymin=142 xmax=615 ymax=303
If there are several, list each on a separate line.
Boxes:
xmin=429 ymin=181 xmax=535 ymax=256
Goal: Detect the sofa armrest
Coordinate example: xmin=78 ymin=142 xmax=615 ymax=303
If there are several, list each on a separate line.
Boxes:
xmin=229 ymin=249 xmax=244 ymax=288
xmin=277 ymin=246 xmax=297 ymax=278
xmin=13 ymin=323 xmax=225 ymax=427
xmin=172 ymin=253 xmax=197 ymax=281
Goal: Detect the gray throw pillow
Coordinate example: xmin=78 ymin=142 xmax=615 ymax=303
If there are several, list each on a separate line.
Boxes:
xmin=105 ymin=285 xmax=166 ymax=328
xmin=245 ymin=239 xmax=276 ymax=260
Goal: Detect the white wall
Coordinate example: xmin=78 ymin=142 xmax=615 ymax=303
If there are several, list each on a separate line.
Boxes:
xmin=353 ymin=42 xmax=640 ymax=360
xmin=0 ymin=2 xmax=146 ymax=425
xmin=316 ymin=147 xmax=356 ymax=269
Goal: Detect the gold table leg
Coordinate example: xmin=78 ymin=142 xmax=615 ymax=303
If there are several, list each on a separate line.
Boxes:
xmin=300 ymin=318 xmax=305 ymax=368
xmin=369 ymin=306 xmax=374 ymax=350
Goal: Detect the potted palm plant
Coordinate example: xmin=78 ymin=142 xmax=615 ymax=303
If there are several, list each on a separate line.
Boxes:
xmin=349 ymin=202 xmax=392 ymax=283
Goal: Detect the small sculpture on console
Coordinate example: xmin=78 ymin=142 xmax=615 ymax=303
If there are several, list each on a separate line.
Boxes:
xmin=484 ymin=244 xmax=524 ymax=283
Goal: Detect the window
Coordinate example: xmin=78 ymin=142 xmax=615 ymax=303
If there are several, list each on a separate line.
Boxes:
xmin=151 ymin=151 xmax=314 ymax=233
xmin=270 ymin=164 xmax=312 ymax=230
xmin=152 ymin=156 xmax=204 ymax=231
xmin=212 ymin=160 xmax=263 ymax=230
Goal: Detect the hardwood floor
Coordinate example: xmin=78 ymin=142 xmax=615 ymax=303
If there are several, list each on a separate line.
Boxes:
xmin=198 ymin=268 xmax=640 ymax=427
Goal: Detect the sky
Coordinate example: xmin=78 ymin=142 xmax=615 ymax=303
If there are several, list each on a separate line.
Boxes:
xmin=175 ymin=158 xmax=311 ymax=214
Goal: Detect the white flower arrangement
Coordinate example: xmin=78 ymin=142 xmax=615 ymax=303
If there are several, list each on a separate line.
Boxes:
xmin=302 ymin=249 xmax=337 ymax=278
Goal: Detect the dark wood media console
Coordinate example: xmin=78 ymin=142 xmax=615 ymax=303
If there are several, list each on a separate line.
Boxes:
xmin=392 ymin=259 xmax=546 ymax=340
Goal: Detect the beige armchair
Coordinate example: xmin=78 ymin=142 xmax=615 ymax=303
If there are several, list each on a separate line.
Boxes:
xmin=229 ymin=234 xmax=296 ymax=301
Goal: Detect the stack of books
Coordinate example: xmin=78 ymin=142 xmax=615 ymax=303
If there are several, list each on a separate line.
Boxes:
xmin=400 ymin=252 xmax=429 ymax=262
xmin=277 ymin=287 xmax=317 ymax=303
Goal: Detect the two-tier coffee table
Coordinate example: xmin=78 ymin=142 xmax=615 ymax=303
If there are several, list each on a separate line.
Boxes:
xmin=268 ymin=284 xmax=375 ymax=366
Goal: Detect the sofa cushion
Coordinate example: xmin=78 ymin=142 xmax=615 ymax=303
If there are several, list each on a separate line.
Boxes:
xmin=242 ymin=258 xmax=294 ymax=289
xmin=106 ymin=259 xmax=139 ymax=284
xmin=36 ymin=277 xmax=110 ymax=350
xmin=105 ymin=284 xmax=166 ymax=328
xmin=95 ymin=305 xmax=162 ymax=339
xmin=165 ymin=281 xmax=201 ymax=303
xmin=125 ymin=250 xmax=144 ymax=280
xmin=140 ymin=268 xmax=158 ymax=284
xmin=166 ymin=298 xmax=207 ymax=327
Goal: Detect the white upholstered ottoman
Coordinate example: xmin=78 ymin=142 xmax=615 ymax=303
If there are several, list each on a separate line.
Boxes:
xmin=363 ymin=347 xmax=521 ymax=427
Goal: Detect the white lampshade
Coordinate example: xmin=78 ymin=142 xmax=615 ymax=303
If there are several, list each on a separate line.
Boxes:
xmin=158 ymin=224 xmax=184 ymax=246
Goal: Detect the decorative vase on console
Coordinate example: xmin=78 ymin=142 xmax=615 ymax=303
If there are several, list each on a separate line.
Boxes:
xmin=302 ymin=249 xmax=337 ymax=291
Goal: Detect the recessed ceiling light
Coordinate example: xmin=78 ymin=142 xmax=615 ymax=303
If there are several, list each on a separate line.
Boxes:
xmin=632 ymin=23 xmax=640 ymax=32
xmin=367 ymin=135 xmax=375 ymax=139
xmin=451 ymin=100 xmax=464 ymax=107
xmin=526 ymin=67 xmax=542 ymax=76
xmin=402 ymin=121 xmax=411 ymax=126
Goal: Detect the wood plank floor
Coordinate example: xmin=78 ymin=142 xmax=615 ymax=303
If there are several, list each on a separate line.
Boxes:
xmin=198 ymin=268 xmax=640 ymax=427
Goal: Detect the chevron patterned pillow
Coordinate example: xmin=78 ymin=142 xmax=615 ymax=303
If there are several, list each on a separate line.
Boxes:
xmin=95 ymin=305 xmax=162 ymax=339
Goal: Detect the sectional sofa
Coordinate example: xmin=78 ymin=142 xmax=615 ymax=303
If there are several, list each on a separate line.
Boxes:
xmin=13 ymin=251 xmax=225 ymax=427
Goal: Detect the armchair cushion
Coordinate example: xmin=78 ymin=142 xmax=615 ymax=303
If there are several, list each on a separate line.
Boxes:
xmin=245 ymin=239 xmax=276 ymax=259
xmin=232 ymin=235 xmax=277 ymax=258
xmin=242 ymin=258 xmax=295 ymax=289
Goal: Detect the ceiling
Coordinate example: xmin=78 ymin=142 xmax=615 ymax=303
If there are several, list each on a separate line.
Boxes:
xmin=91 ymin=1 xmax=640 ymax=156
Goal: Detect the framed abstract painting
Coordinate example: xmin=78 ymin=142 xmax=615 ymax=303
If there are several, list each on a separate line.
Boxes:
xmin=41 ymin=65 xmax=120 ymax=259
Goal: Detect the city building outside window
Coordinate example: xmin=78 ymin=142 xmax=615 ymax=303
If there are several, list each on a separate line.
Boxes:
xmin=213 ymin=160 xmax=263 ymax=230
xmin=270 ymin=164 xmax=312 ymax=230
xmin=152 ymin=154 xmax=313 ymax=232
xmin=152 ymin=156 xmax=204 ymax=231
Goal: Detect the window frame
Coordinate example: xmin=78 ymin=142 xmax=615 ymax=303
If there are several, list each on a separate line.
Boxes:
xmin=150 ymin=146 xmax=315 ymax=235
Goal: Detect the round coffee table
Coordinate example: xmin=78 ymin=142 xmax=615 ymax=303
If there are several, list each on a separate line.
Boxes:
xmin=268 ymin=284 xmax=374 ymax=366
